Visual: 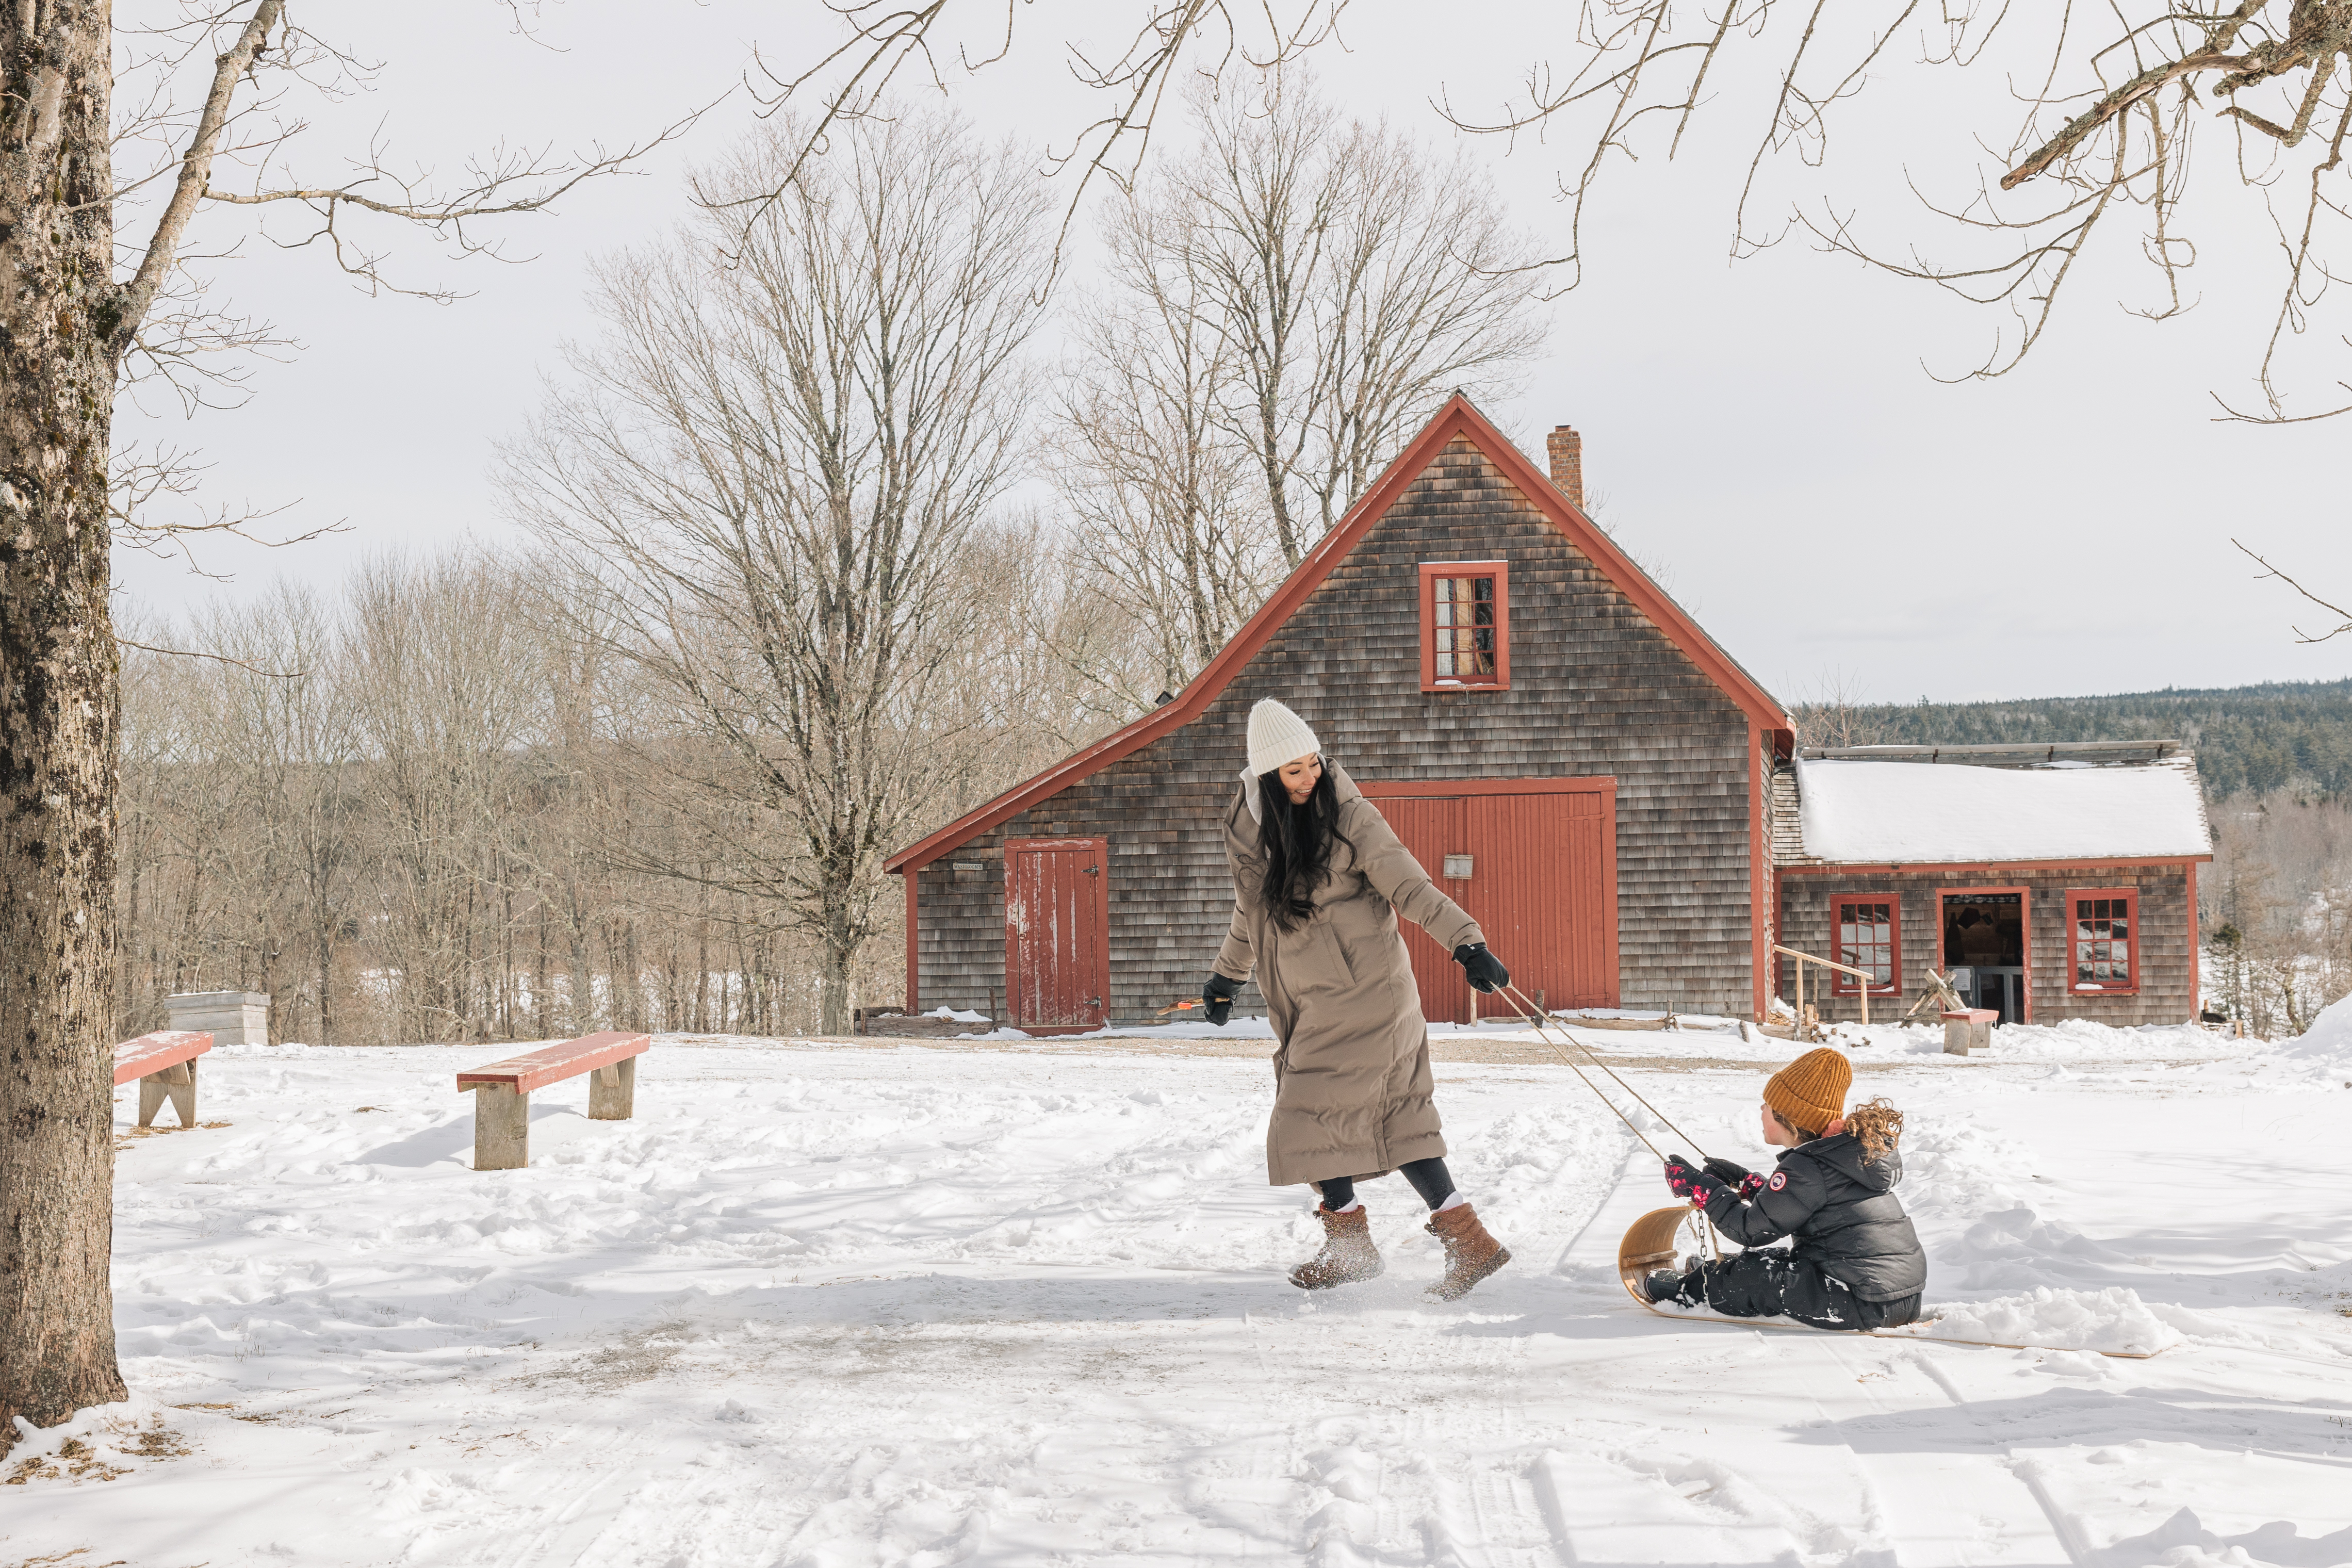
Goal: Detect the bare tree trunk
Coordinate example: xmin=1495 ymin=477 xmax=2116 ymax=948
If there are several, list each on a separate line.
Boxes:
xmin=0 ymin=0 xmax=129 ymax=1438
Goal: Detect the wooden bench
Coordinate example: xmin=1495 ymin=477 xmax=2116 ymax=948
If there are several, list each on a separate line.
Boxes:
xmin=456 ymin=1031 xmax=651 ymax=1171
xmin=114 ymin=1031 xmax=214 ymax=1129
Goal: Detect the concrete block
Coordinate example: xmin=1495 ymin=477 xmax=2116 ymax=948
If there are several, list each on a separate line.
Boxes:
xmin=1942 ymin=1008 xmax=1998 ymax=1056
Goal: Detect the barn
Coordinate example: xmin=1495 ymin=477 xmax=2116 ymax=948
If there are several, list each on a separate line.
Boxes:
xmin=1771 ymin=742 xmax=2213 ymax=1026
xmin=888 ymin=393 xmax=1792 ymax=1030
xmin=886 ymin=395 xmax=2211 ymax=1032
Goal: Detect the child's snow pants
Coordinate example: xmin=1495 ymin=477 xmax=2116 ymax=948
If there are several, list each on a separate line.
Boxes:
xmin=1665 ymin=1248 xmax=1921 ymax=1331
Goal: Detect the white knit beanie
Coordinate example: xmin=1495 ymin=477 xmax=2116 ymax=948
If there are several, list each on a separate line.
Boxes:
xmin=1246 ymin=698 xmax=1321 ymax=778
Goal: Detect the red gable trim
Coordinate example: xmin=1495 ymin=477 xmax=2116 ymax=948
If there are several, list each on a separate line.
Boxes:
xmin=887 ymin=393 xmax=1794 ymax=874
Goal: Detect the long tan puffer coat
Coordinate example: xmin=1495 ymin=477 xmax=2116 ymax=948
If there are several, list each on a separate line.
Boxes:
xmin=1215 ymin=762 xmax=1485 ymax=1187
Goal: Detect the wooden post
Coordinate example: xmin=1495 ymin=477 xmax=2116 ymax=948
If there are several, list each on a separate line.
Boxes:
xmin=588 ymin=1056 xmax=636 ymax=1121
xmin=472 ymin=1084 xmax=530 ymax=1170
xmin=137 ymin=1059 xmax=197 ymax=1129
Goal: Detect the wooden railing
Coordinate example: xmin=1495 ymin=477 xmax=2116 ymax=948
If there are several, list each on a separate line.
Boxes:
xmin=1772 ymin=943 xmax=1879 ymax=1034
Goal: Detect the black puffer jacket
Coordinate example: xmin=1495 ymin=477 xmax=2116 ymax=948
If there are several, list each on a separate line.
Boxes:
xmin=1703 ymin=1134 xmax=1926 ymax=1303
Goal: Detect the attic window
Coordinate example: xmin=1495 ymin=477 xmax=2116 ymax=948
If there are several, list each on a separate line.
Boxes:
xmin=1419 ymin=561 xmax=1510 ymax=693
xmin=2067 ymin=889 xmax=2139 ymax=993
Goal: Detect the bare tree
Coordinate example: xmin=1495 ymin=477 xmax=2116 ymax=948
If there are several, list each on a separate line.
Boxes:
xmin=1792 ymin=666 xmax=1902 ymax=750
xmin=505 ymin=111 xmax=1050 ymax=1036
xmin=2208 ymin=789 xmax=2352 ymax=1035
xmin=1055 ymin=195 xmax=1284 ymax=706
xmin=0 ymin=0 xmax=687 ymax=1439
xmin=345 ymin=552 xmax=542 ymax=1044
xmin=1180 ymin=79 xmax=1548 ymax=562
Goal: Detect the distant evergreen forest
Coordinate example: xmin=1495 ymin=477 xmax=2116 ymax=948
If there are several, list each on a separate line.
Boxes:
xmin=1795 ymin=678 xmax=2352 ymax=799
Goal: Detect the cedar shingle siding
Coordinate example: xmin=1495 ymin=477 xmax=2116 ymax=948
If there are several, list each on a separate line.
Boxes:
xmin=912 ymin=435 xmax=1760 ymax=1024
xmin=1775 ymin=867 xmax=2194 ymax=1027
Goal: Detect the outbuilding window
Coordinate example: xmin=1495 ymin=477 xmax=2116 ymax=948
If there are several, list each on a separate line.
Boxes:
xmin=1829 ymin=895 xmax=1900 ymax=995
xmin=1419 ymin=561 xmax=1510 ymax=692
xmin=2066 ymin=889 xmax=2139 ymax=993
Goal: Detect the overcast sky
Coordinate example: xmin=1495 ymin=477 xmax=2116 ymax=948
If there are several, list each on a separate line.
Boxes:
xmin=111 ymin=2 xmax=2350 ymax=708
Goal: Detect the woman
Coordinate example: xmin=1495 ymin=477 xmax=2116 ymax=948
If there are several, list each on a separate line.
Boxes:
xmin=1648 ymin=1047 xmax=1926 ymax=1329
xmin=1201 ymin=698 xmax=1516 ymax=1300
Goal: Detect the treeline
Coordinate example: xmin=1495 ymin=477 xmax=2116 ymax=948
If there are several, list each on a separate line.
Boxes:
xmin=2204 ymin=791 xmax=2352 ymax=1038
xmin=1794 ymin=679 xmax=2352 ymax=799
xmin=117 ymin=551 xmax=1095 ymax=1047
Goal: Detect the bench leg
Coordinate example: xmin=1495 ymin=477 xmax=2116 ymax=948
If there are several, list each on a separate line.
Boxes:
xmin=588 ymin=1056 xmax=635 ymax=1121
xmin=473 ymin=1084 xmax=530 ymax=1170
xmin=137 ymin=1060 xmax=198 ymax=1128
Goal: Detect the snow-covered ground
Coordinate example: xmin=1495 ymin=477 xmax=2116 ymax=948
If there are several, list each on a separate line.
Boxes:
xmin=15 ymin=1013 xmax=2352 ymax=1566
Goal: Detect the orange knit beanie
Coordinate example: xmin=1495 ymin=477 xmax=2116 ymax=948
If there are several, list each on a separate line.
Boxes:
xmin=1765 ymin=1048 xmax=1852 ymax=1137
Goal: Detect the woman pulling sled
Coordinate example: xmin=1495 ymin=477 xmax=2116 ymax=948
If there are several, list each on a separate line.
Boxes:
xmin=1202 ymin=699 xmax=1516 ymax=1300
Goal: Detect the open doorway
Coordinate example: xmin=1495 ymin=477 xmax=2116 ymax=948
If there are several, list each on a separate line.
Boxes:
xmin=1940 ymin=889 xmax=2030 ymax=1023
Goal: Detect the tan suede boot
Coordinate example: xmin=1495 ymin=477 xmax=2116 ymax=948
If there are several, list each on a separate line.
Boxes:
xmin=1289 ymin=1204 xmax=1383 ymax=1289
xmin=1425 ymin=1202 xmax=1511 ymax=1300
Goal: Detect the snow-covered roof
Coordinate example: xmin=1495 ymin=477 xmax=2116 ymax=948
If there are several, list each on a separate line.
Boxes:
xmin=1792 ymin=754 xmax=2211 ymax=864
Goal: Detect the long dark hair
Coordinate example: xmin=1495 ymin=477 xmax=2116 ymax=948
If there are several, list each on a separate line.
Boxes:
xmin=1257 ymin=763 xmax=1354 ymax=929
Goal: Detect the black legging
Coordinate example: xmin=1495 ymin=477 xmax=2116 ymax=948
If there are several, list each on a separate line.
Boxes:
xmin=1316 ymin=1157 xmax=1454 ymax=1213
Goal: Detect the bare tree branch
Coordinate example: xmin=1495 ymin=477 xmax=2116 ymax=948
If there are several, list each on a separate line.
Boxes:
xmin=1430 ymin=3 xmax=2352 ymax=419
xmin=717 ymin=2 xmax=1348 ymax=284
xmin=2234 ymin=536 xmax=2352 ymax=642
xmin=113 ymin=633 xmax=302 ymax=679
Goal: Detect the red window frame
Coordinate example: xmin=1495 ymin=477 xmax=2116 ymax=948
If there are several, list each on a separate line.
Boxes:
xmin=1418 ymin=561 xmax=1510 ymax=693
xmin=1828 ymin=893 xmax=1901 ymax=995
xmin=2065 ymin=887 xmax=2141 ymax=995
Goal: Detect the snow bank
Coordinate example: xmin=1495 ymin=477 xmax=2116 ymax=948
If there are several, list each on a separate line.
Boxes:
xmin=1797 ymin=757 xmax=2210 ymax=863
xmin=1881 ymin=1286 xmax=2183 ymax=1356
xmin=2282 ymin=991 xmax=2352 ymax=1068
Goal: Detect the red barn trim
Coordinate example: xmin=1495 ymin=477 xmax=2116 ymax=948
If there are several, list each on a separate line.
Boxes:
xmin=2062 ymin=887 xmax=2144 ymax=997
xmin=1417 ymin=560 xmax=1511 ymax=692
xmin=1936 ymin=882 xmax=2035 ymax=1022
xmin=887 ymin=393 xmax=1793 ymax=876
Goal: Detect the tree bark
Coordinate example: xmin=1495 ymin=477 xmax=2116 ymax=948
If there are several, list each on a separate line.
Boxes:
xmin=0 ymin=1 xmax=130 ymax=1440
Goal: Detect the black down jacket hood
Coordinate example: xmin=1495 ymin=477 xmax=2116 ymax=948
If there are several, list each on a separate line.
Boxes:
xmin=1703 ymin=1133 xmax=1928 ymax=1303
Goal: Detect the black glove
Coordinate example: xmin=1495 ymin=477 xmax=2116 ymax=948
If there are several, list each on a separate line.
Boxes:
xmin=1453 ymin=942 xmax=1509 ymax=994
xmin=1702 ymin=1156 xmax=1752 ymax=1186
xmin=1202 ymin=972 xmax=1239 ymax=1027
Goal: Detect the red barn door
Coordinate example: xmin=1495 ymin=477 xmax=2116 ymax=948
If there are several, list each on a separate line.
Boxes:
xmin=1004 ymin=838 xmax=1109 ymax=1031
xmin=1364 ymin=781 xmax=1618 ymax=1023
xmin=1367 ymin=795 xmax=1471 ymax=1026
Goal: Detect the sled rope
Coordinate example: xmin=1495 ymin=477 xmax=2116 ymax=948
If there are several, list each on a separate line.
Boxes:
xmin=1493 ymin=984 xmax=1711 ymax=1159
xmin=1483 ymin=987 xmax=1724 ymax=1265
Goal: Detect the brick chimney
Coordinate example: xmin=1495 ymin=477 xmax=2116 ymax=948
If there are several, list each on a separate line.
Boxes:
xmin=1546 ymin=425 xmax=1585 ymax=511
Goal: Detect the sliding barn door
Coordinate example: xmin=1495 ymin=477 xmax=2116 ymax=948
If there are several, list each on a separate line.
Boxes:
xmin=1367 ymin=783 xmax=1618 ymax=1022
xmin=1004 ymin=838 xmax=1109 ymax=1031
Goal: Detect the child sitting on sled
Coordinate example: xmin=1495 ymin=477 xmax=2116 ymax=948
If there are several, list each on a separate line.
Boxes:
xmin=1644 ymin=1047 xmax=1927 ymax=1331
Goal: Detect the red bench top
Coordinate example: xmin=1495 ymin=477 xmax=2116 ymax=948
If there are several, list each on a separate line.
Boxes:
xmin=113 ymin=1031 xmax=213 ymax=1086
xmin=457 ymin=1031 xmax=651 ymax=1094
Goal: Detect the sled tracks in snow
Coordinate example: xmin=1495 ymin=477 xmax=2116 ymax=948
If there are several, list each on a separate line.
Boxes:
xmin=1615 ymin=1206 xmax=2166 ymax=1361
